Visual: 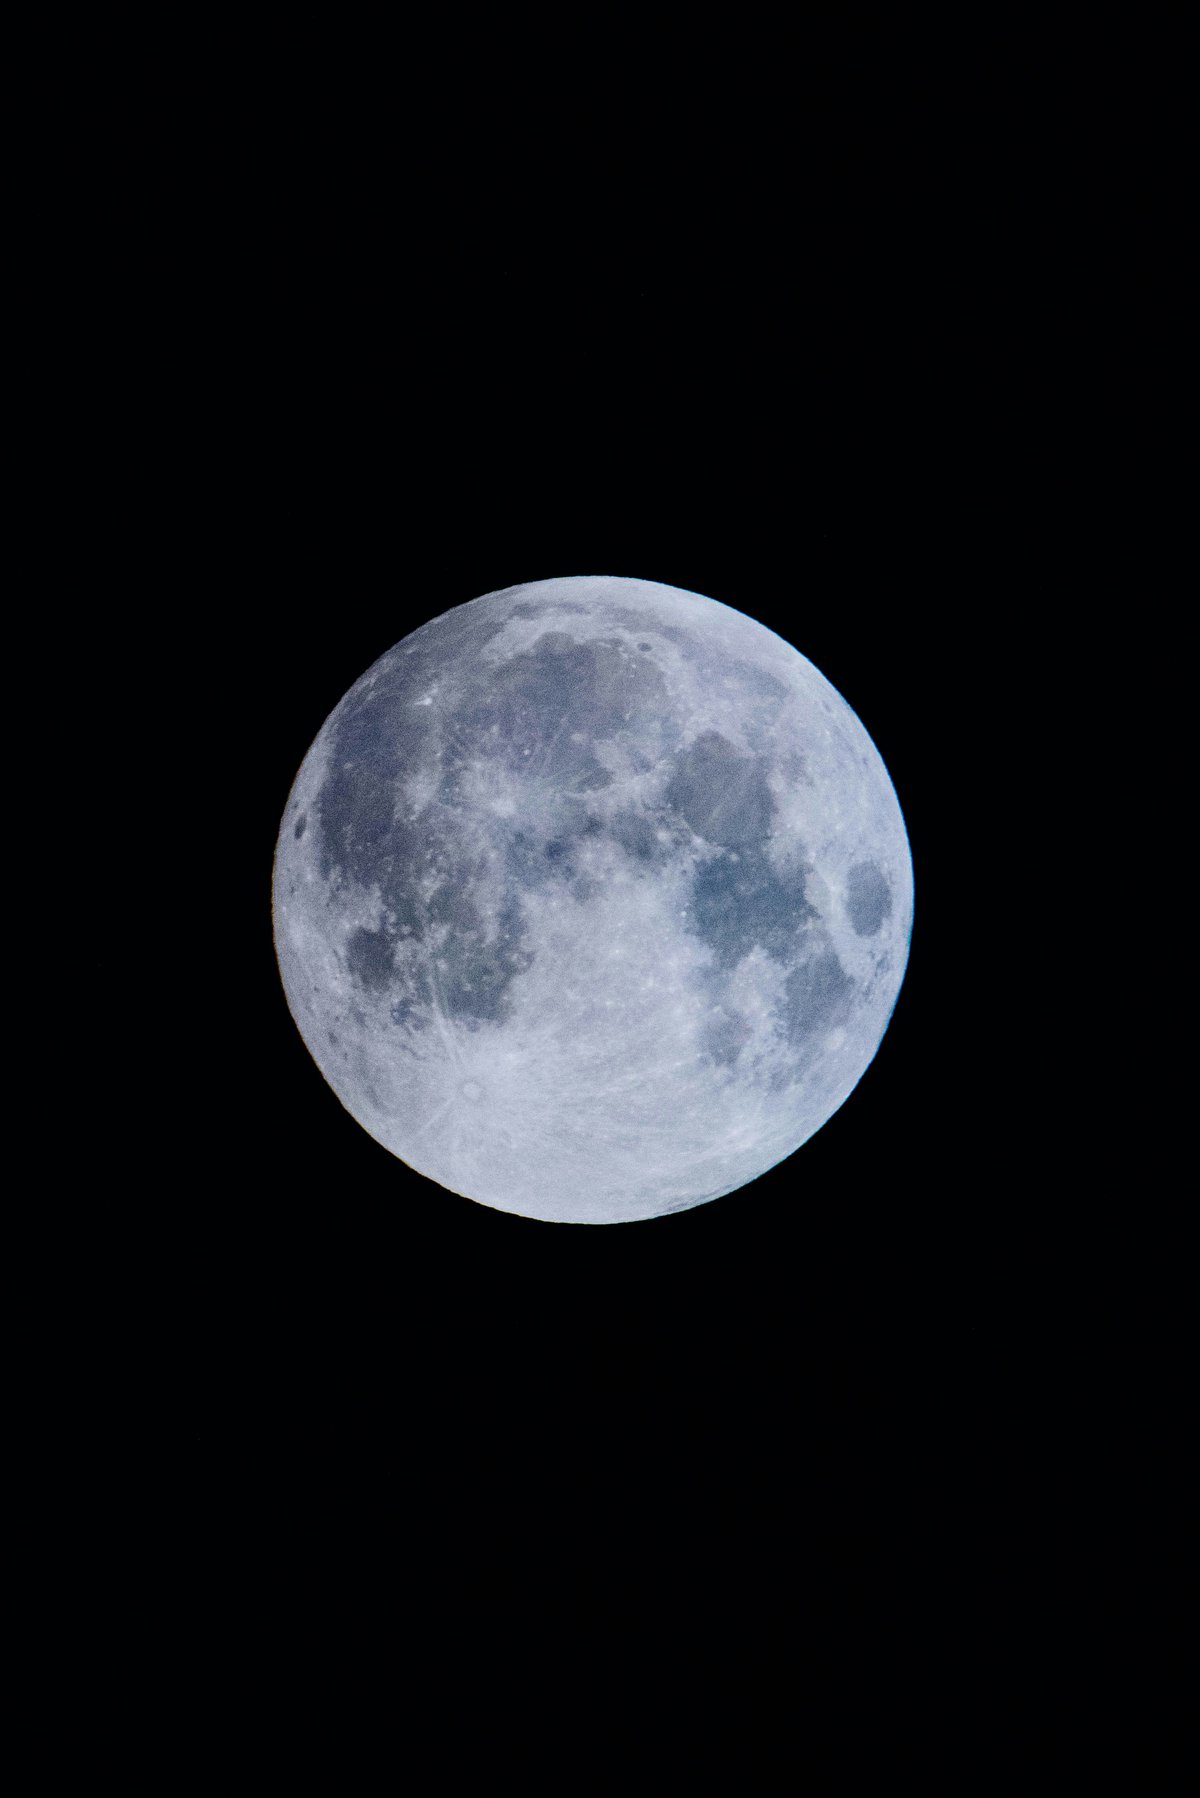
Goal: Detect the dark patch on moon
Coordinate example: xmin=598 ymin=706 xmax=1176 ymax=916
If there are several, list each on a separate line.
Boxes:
xmin=294 ymin=812 xmax=306 ymax=840
xmin=390 ymin=991 xmax=432 ymax=1030
xmin=317 ymin=700 xmax=433 ymax=886
xmin=419 ymin=885 xmax=534 ymax=1027
xmin=312 ymin=618 xmax=685 ymax=1046
xmin=659 ymin=726 xmax=816 ymax=974
xmin=700 ymin=1008 xmax=752 ymax=1068
xmin=504 ymin=830 xmax=544 ymax=888
xmin=443 ymin=633 xmax=665 ymax=795
xmin=688 ymin=848 xmax=814 ymax=971
xmin=608 ymin=608 xmax=690 ymax=648
xmin=610 ymin=808 xmax=670 ymax=865
xmin=397 ymin=601 xmax=511 ymax=671
xmin=844 ymin=861 xmax=892 ymax=937
xmin=425 ymin=891 xmax=534 ymax=1027
xmin=665 ymin=731 xmax=774 ymax=849
xmin=317 ymin=627 xmax=681 ymax=1036
xmin=729 ymin=660 xmax=788 ymax=703
xmin=346 ymin=925 xmax=394 ymax=991
xmin=505 ymin=827 xmax=581 ymax=891
xmin=507 ymin=599 xmax=589 ymax=619
xmin=780 ymin=949 xmax=855 ymax=1050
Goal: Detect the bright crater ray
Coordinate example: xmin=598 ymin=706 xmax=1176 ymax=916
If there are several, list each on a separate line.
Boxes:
xmin=272 ymin=576 xmax=913 ymax=1224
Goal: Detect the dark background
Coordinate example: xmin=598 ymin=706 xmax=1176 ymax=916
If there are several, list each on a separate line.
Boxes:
xmin=64 ymin=30 xmax=1176 ymax=1783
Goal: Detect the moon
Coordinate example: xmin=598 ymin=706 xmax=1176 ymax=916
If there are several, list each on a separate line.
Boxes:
xmin=272 ymin=576 xmax=913 ymax=1224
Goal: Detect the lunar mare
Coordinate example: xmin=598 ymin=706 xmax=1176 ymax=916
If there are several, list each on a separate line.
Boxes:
xmin=273 ymin=576 xmax=913 ymax=1224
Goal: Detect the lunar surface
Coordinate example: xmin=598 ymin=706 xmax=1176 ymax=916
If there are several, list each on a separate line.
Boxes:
xmin=273 ymin=576 xmax=912 ymax=1224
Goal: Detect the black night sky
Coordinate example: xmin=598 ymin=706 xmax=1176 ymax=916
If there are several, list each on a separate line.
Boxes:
xmin=68 ymin=33 xmax=1172 ymax=1785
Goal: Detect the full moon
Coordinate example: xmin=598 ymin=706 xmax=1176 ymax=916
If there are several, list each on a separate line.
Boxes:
xmin=273 ymin=576 xmax=913 ymax=1224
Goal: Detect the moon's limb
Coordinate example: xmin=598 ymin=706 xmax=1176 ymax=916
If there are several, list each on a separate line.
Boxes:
xmin=272 ymin=576 xmax=913 ymax=1223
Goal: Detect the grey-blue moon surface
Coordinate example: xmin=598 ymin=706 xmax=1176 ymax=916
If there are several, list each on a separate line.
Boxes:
xmin=272 ymin=576 xmax=913 ymax=1224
